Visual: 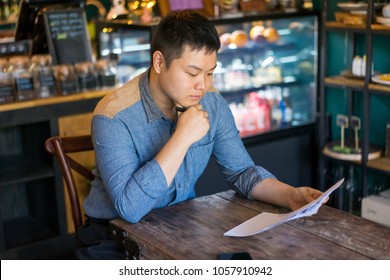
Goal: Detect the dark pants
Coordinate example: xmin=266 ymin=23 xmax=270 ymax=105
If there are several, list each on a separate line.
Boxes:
xmin=75 ymin=217 xmax=126 ymax=260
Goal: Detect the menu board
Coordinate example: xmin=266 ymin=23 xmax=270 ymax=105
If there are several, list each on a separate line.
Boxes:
xmin=43 ymin=8 xmax=92 ymax=65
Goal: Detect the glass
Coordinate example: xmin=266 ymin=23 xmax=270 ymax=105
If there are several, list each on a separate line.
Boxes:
xmin=96 ymin=58 xmax=117 ymax=89
xmin=0 ymin=58 xmax=14 ymax=104
xmin=30 ymin=54 xmax=56 ymax=98
xmin=75 ymin=61 xmax=98 ymax=92
xmin=9 ymin=55 xmax=35 ymax=101
xmin=54 ymin=64 xmax=79 ymax=95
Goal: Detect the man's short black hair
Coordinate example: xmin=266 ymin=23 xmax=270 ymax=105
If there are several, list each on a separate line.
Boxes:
xmin=150 ymin=10 xmax=221 ymax=68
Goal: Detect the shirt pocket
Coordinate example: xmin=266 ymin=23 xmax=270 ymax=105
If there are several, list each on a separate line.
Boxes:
xmin=187 ymin=140 xmax=214 ymax=177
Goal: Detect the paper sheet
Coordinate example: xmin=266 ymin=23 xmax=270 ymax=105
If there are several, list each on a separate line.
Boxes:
xmin=224 ymin=178 xmax=345 ymax=237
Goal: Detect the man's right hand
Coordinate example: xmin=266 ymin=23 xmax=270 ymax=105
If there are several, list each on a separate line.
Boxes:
xmin=176 ymin=104 xmax=210 ymax=146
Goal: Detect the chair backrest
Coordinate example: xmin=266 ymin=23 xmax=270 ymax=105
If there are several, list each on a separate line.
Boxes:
xmin=45 ymin=135 xmax=94 ymax=232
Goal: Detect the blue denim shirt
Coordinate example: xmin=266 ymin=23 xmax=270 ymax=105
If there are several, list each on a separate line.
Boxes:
xmin=84 ymin=70 xmax=275 ymax=223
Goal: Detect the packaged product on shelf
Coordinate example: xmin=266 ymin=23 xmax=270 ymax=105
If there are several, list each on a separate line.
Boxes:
xmin=224 ymin=59 xmax=251 ymax=90
xmin=281 ymin=88 xmax=293 ymax=125
xmin=352 ymin=55 xmax=362 ymax=76
xmin=229 ymin=91 xmax=272 ymax=137
xmin=54 ymin=64 xmax=79 ymax=95
xmin=30 ymin=54 xmax=56 ymax=98
xmin=9 ymin=55 xmax=35 ymax=101
xmin=96 ymin=58 xmax=117 ymax=89
xmin=0 ymin=58 xmax=14 ymax=104
xmin=75 ymin=61 xmax=99 ymax=92
xmin=213 ymin=62 xmax=226 ymax=91
xmin=253 ymin=51 xmax=282 ymax=86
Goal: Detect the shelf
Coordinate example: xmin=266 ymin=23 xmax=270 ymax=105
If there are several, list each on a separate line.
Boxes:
xmin=220 ymin=77 xmax=298 ymax=97
xmin=3 ymin=217 xmax=56 ymax=249
xmin=369 ymin=82 xmax=390 ymax=94
xmin=325 ymin=21 xmax=366 ymax=32
xmin=325 ymin=22 xmax=390 ymax=34
xmin=0 ymin=89 xmax=110 ymax=113
xmin=0 ymin=154 xmax=54 ymax=187
xmin=324 ymin=76 xmax=365 ymax=90
xmin=322 ymin=142 xmax=381 ymax=162
xmin=366 ymin=156 xmax=390 ymax=174
xmin=324 ymin=76 xmax=390 ymax=94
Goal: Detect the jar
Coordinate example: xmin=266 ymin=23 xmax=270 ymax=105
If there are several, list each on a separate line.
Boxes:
xmin=0 ymin=58 xmax=14 ymax=104
xmin=96 ymin=59 xmax=117 ymax=89
xmin=75 ymin=61 xmax=98 ymax=92
xmin=9 ymin=55 xmax=35 ymax=101
xmin=30 ymin=54 xmax=56 ymax=98
xmin=54 ymin=64 xmax=79 ymax=95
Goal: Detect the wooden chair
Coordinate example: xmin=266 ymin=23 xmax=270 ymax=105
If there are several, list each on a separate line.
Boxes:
xmin=44 ymin=135 xmax=94 ymax=232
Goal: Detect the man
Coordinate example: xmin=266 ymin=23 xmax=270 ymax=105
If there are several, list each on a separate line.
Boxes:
xmin=77 ymin=10 xmax=325 ymax=259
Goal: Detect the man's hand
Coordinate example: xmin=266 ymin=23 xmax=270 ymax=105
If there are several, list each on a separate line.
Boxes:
xmin=176 ymin=104 xmax=210 ymax=146
xmin=287 ymin=187 xmax=326 ymax=211
xmin=250 ymin=178 xmax=327 ymax=211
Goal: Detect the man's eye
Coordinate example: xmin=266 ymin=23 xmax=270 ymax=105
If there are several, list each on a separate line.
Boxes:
xmin=188 ymin=72 xmax=197 ymax=77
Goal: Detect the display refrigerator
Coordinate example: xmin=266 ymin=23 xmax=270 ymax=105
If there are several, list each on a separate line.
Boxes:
xmin=95 ymin=10 xmax=319 ymax=195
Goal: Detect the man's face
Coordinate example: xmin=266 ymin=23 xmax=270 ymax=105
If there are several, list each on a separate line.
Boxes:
xmin=158 ymin=46 xmax=217 ymax=108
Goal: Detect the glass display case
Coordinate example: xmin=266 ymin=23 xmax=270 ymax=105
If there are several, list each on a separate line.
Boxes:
xmin=95 ymin=11 xmax=319 ymax=139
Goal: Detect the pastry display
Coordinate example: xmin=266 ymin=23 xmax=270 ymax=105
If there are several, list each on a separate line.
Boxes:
xmin=249 ymin=25 xmax=266 ymax=42
xmin=230 ymin=30 xmax=249 ymax=47
xmin=263 ymin=27 xmax=280 ymax=43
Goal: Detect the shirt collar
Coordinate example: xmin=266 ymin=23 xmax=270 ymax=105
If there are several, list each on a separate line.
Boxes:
xmin=139 ymin=69 xmax=165 ymax=123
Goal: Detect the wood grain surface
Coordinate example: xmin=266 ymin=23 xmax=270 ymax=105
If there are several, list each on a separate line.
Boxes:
xmin=110 ymin=191 xmax=390 ymax=259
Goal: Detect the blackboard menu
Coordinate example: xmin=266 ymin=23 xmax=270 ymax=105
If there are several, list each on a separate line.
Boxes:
xmin=43 ymin=8 xmax=92 ymax=65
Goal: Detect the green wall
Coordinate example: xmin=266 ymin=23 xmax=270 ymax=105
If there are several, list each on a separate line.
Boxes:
xmin=315 ymin=0 xmax=390 ymax=149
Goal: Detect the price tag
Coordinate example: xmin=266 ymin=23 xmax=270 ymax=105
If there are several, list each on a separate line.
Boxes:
xmin=336 ymin=114 xmax=349 ymax=128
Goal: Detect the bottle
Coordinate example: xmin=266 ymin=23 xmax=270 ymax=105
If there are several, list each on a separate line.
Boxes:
xmin=9 ymin=55 xmax=35 ymax=101
xmin=54 ymin=64 xmax=79 ymax=95
xmin=212 ymin=62 xmax=226 ymax=91
xmin=0 ymin=58 xmax=14 ymax=104
xmin=96 ymin=59 xmax=117 ymax=89
xmin=75 ymin=61 xmax=98 ymax=92
xmin=281 ymin=88 xmax=293 ymax=125
xmin=8 ymin=0 xmax=19 ymax=22
xmin=361 ymin=55 xmax=367 ymax=77
xmin=271 ymin=88 xmax=282 ymax=127
xmin=352 ymin=55 xmax=362 ymax=76
xmin=30 ymin=54 xmax=56 ymax=98
xmin=0 ymin=0 xmax=10 ymax=21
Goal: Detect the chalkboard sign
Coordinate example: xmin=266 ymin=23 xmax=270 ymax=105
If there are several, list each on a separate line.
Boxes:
xmin=43 ymin=8 xmax=93 ymax=65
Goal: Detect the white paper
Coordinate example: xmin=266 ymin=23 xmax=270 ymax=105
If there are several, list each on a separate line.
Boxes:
xmin=224 ymin=178 xmax=345 ymax=237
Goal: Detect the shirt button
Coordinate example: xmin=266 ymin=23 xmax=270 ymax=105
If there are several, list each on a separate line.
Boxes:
xmin=178 ymin=183 xmax=182 ymax=188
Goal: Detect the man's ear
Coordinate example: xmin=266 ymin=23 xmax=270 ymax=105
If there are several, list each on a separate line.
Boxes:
xmin=152 ymin=51 xmax=164 ymax=74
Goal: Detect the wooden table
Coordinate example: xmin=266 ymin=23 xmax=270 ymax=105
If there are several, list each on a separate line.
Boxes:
xmin=110 ymin=190 xmax=390 ymax=260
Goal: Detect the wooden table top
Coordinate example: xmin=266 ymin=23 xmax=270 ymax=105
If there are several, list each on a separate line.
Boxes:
xmin=110 ymin=190 xmax=390 ymax=260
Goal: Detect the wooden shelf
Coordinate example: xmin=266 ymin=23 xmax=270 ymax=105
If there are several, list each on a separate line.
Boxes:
xmin=324 ymin=76 xmax=365 ymax=90
xmin=325 ymin=21 xmax=365 ymax=31
xmin=367 ymin=156 xmax=390 ymax=174
xmin=0 ymin=154 xmax=54 ymax=187
xmin=369 ymin=82 xmax=390 ymax=94
xmin=0 ymin=89 xmax=110 ymax=113
xmin=325 ymin=22 xmax=390 ymax=34
xmin=324 ymin=75 xmax=390 ymax=94
xmin=3 ymin=217 xmax=56 ymax=249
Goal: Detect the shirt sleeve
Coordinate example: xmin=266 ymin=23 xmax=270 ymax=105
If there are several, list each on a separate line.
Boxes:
xmin=209 ymin=93 xmax=275 ymax=198
xmin=91 ymin=115 xmax=173 ymax=223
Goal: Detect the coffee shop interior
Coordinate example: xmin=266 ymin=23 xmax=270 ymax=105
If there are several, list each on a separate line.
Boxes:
xmin=0 ymin=0 xmax=389 ymax=259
